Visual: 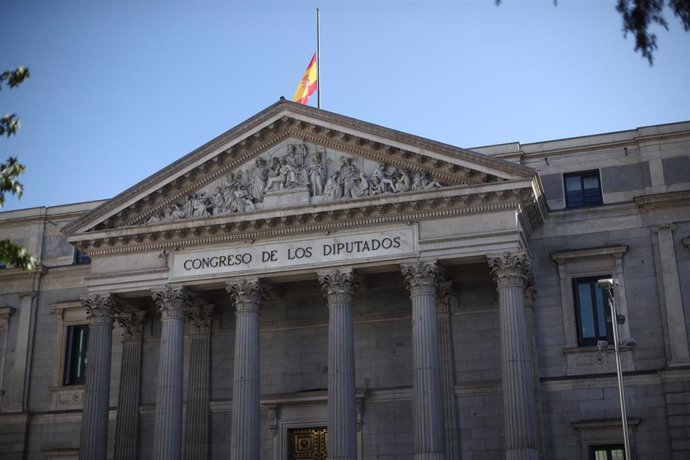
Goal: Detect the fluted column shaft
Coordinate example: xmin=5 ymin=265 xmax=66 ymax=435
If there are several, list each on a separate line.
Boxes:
xmin=437 ymin=282 xmax=459 ymax=460
xmin=319 ymin=270 xmax=359 ymax=460
xmin=227 ymin=279 xmax=264 ymax=460
xmin=79 ymin=294 xmax=116 ymax=460
xmin=114 ymin=311 xmax=146 ymax=460
xmin=151 ymin=286 xmax=188 ymax=460
xmin=183 ymin=305 xmax=214 ymax=460
xmin=402 ymin=262 xmax=446 ymax=460
xmin=488 ymin=253 xmax=539 ymax=460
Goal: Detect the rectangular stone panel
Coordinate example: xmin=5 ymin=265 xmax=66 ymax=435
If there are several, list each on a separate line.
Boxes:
xmin=170 ymin=226 xmax=417 ymax=280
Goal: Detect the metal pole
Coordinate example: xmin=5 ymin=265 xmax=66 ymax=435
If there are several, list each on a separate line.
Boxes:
xmin=603 ymin=280 xmax=632 ymax=459
xmin=316 ymin=7 xmax=320 ymax=109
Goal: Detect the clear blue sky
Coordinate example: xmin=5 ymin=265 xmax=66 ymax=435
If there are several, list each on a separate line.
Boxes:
xmin=2 ymin=0 xmax=689 ymax=212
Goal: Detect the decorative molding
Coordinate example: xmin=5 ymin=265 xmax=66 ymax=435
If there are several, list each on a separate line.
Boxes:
xmin=487 ymin=252 xmax=532 ymax=289
xmin=74 ymin=184 xmax=541 ymax=256
xmin=151 ymin=285 xmax=188 ymax=320
xmin=226 ymin=279 xmax=265 ymax=313
xmin=81 ymin=294 xmax=117 ymax=325
xmin=634 ymin=190 xmax=690 ymax=212
xmin=436 ymin=281 xmax=454 ymax=315
xmin=318 ymin=269 xmax=360 ymax=305
xmin=186 ymin=304 xmax=214 ymax=332
xmin=401 ymin=260 xmax=444 ymax=296
xmin=114 ymin=310 xmax=146 ymax=341
xmin=551 ymin=245 xmax=628 ymax=264
xmin=62 ymin=100 xmax=537 ymax=236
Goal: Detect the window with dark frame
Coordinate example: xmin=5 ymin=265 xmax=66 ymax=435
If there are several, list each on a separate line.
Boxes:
xmin=564 ymin=170 xmax=603 ymax=208
xmin=574 ymin=276 xmax=613 ymax=347
xmin=63 ymin=324 xmax=89 ymax=385
xmin=73 ymin=249 xmax=91 ymax=265
xmin=590 ymin=444 xmax=625 ymax=460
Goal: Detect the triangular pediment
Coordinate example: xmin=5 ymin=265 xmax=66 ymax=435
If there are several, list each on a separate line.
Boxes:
xmin=64 ymin=100 xmax=544 ymax=254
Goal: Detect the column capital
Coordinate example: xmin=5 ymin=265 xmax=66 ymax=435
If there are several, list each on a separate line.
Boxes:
xmin=487 ymin=252 xmax=532 ymax=289
xmin=318 ymin=269 xmax=360 ymax=304
xmin=151 ymin=285 xmax=188 ymax=320
xmin=652 ymin=223 xmax=677 ymax=233
xmin=187 ymin=304 xmax=214 ymax=334
xmin=82 ymin=293 xmax=117 ymax=326
xmin=401 ymin=260 xmax=444 ymax=296
xmin=115 ymin=310 xmax=147 ymax=342
xmin=436 ymin=281 xmax=455 ymax=315
xmin=226 ymin=278 xmax=265 ymax=313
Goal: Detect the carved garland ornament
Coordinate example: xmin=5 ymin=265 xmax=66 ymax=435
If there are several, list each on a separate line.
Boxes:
xmin=144 ymin=143 xmax=446 ymax=226
xmin=226 ymin=279 xmax=265 ymax=313
xmin=82 ymin=293 xmax=117 ymax=326
xmin=151 ymin=285 xmax=188 ymax=320
xmin=318 ymin=269 xmax=360 ymax=305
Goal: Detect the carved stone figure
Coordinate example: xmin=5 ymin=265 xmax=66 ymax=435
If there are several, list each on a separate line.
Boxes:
xmin=249 ymin=158 xmax=268 ymax=201
xmin=339 ymin=157 xmax=360 ymax=199
xmin=395 ymin=169 xmax=412 ymax=193
xmin=324 ymin=171 xmax=342 ymax=199
xmin=307 ymin=152 xmax=325 ymax=196
xmin=371 ymin=165 xmax=395 ymax=194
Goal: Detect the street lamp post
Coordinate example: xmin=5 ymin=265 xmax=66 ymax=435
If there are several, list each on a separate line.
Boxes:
xmin=598 ymin=278 xmax=632 ymax=460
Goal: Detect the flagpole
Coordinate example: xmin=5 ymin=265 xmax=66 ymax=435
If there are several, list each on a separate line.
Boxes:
xmin=316 ymin=7 xmax=321 ymax=109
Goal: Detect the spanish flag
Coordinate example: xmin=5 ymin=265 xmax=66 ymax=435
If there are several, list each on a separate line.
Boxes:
xmin=293 ymin=53 xmax=318 ymax=105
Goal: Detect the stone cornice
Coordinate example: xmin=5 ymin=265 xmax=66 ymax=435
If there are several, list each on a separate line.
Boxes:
xmin=62 ymin=100 xmax=538 ymax=236
xmin=68 ymin=181 xmax=542 ymax=256
xmin=634 ymin=190 xmax=690 ymax=212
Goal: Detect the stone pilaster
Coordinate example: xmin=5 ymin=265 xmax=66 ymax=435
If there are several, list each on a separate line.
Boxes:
xmin=113 ymin=310 xmax=146 ymax=460
xmin=183 ymin=305 xmax=214 ymax=460
xmin=653 ymin=224 xmax=690 ymax=366
xmin=437 ymin=282 xmax=459 ymax=460
xmin=79 ymin=293 xmax=117 ymax=460
xmin=401 ymin=261 xmax=446 ymax=460
xmin=318 ymin=269 xmax=360 ymax=460
xmin=151 ymin=286 xmax=188 ymax=460
xmin=488 ymin=252 xmax=539 ymax=460
xmin=227 ymin=279 xmax=265 ymax=460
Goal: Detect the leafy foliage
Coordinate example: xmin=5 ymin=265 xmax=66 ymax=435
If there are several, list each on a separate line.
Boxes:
xmin=617 ymin=0 xmax=690 ymax=64
xmin=497 ymin=0 xmax=690 ymax=65
xmin=0 ymin=240 xmax=37 ymax=272
xmin=1 ymin=66 xmax=37 ymax=272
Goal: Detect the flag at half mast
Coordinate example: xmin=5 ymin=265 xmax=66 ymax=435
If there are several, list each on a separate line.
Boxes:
xmin=293 ymin=53 xmax=318 ymax=105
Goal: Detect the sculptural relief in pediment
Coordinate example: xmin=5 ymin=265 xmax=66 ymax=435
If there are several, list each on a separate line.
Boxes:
xmin=144 ymin=141 xmax=446 ymax=226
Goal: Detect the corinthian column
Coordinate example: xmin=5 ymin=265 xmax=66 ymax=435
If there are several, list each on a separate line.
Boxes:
xmin=437 ymin=282 xmax=459 ymax=460
xmin=487 ymin=252 xmax=539 ymax=460
xmin=183 ymin=305 xmax=214 ymax=460
xmin=401 ymin=261 xmax=446 ymax=460
xmin=79 ymin=293 xmax=117 ymax=460
xmin=151 ymin=286 xmax=188 ymax=460
xmin=318 ymin=269 xmax=360 ymax=460
xmin=226 ymin=279 xmax=265 ymax=460
xmin=114 ymin=310 xmax=146 ymax=460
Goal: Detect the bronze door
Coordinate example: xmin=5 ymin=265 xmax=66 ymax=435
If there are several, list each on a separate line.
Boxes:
xmin=288 ymin=427 xmax=327 ymax=460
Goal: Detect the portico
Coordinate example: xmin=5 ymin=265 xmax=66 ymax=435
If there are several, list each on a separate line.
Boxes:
xmin=65 ymin=100 xmax=546 ymax=459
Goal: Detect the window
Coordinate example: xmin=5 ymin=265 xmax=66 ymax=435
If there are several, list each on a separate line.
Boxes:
xmin=574 ymin=276 xmax=613 ymax=347
xmin=590 ymin=444 xmax=625 ymax=460
xmin=73 ymin=249 xmax=91 ymax=265
xmin=564 ymin=171 xmax=603 ymax=208
xmin=63 ymin=325 xmax=89 ymax=385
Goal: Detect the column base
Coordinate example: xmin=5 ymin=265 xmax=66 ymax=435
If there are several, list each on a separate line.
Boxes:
xmin=414 ymin=454 xmax=446 ymax=460
xmin=506 ymin=448 xmax=539 ymax=460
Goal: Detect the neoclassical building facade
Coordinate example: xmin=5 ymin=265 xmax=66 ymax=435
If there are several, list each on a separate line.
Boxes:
xmin=0 ymin=101 xmax=688 ymax=459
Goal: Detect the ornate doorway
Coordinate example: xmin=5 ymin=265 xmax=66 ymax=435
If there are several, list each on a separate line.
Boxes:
xmin=288 ymin=427 xmax=327 ymax=460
